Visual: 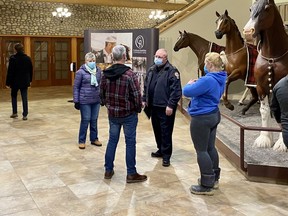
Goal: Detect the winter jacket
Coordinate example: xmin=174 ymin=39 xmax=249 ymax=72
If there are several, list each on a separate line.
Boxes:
xmin=73 ymin=64 xmax=102 ymax=105
xmin=143 ymin=61 xmax=182 ymax=109
xmin=6 ymin=52 xmax=33 ymax=89
xmin=183 ymin=70 xmax=227 ymax=116
xmin=271 ymin=75 xmax=288 ymax=124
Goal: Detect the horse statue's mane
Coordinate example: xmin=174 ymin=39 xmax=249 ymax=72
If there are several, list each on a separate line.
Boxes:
xmin=216 ymin=11 xmax=244 ymax=45
xmin=174 ymin=30 xmax=225 ymax=77
xmin=215 ymin=10 xmax=259 ymax=115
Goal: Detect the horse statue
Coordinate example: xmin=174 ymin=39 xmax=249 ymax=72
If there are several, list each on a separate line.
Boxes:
xmin=173 ymin=30 xmax=225 ymax=77
xmin=215 ymin=10 xmax=259 ymax=115
xmin=243 ymin=0 xmax=288 ymax=151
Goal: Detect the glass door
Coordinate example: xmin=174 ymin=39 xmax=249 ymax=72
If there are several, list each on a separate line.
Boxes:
xmin=52 ymin=38 xmax=71 ymax=85
xmin=31 ymin=38 xmax=71 ymax=87
xmin=31 ymin=38 xmax=51 ymax=86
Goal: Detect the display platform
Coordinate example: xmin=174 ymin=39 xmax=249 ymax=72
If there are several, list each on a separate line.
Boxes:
xmin=180 ymin=98 xmax=288 ymax=184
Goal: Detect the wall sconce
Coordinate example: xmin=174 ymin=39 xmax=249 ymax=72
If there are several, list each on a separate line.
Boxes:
xmin=52 ymin=7 xmax=72 ymax=23
xmin=149 ymin=10 xmax=166 ymax=20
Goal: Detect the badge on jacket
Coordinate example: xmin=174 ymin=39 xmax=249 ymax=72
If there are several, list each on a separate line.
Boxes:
xmin=174 ymin=71 xmax=180 ymax=79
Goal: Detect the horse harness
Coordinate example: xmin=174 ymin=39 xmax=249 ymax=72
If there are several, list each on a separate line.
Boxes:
xmin=257 ymin=40 xmax=288 ymax=93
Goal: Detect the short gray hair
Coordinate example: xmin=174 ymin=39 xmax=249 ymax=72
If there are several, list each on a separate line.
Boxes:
xmin=85 ymin=52 xmax=96 ymax=61
xmin=112 ymin=45 xmax=126 ymax=61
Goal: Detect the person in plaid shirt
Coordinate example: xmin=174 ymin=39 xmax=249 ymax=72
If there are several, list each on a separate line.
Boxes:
xmin=100 ymin=44 xmax=147 ymax=183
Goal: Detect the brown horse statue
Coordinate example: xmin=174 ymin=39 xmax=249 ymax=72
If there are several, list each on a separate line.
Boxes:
xmin=215 ymin=10 xmax=259 ymax=115
xmin=243 ymin=0 xmax=288 ymax=151
xmin=173 ymin=30 xmax=225 ymax=77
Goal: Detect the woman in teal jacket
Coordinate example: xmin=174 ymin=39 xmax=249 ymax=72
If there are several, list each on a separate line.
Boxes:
xmin=183 ymin=52 xmax=227 ymax=196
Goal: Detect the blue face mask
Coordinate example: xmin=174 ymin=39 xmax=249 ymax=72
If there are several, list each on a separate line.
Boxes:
xmin=87 ymin=62 xmax=96 ymax=70
xmin=204 ymin=65 xmax=209 ymax=74
xmin=154 ymin=57 xmax=163 ymax=66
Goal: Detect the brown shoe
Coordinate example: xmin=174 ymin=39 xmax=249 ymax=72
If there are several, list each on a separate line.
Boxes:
xmin=104 ymin=170 xmax=114 ymax=179
xmin=79 ymin=143 xmax=86 ymax=149
xmin=126 ymin=173 xmax=147 ymax=183
xmin=91 ymin=139 xmax=102 ymax=146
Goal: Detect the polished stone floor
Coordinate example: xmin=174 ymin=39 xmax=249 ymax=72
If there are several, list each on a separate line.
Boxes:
xmin=0 ymin=86 xmax=287 ymax=216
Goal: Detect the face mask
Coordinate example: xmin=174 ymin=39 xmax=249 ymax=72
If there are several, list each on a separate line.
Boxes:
xmin=154 ymin=57 xmax=163 ymax=66
xmin=87 ymin=62 xmax=96 ymax=70
xmin=204 ymin=65 xmax=209 ymax=74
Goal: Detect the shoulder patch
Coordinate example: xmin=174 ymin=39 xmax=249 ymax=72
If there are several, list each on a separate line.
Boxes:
xmin=174 ymin=71 xmax=180 ymax=79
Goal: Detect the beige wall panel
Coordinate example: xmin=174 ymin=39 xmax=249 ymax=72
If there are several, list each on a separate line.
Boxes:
xmin=160 ymin=0 xmax=252 ymax=100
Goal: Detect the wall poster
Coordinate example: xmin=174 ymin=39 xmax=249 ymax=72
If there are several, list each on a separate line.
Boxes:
xmin=84 ymin=28 xmax=159 ymax=91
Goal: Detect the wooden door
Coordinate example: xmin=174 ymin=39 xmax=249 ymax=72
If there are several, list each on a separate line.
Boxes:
xmin=52 ymin=38 xmax=71 ymax=85
xmin=0 ymin=37 xmax=24 ymax=88
xmin=31 ymin=38 xmax=51 ymax=86
xmin=31 ymin=37 xmax=71 ymax=87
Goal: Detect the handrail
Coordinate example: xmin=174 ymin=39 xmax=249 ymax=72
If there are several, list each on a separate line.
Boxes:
xmin=157 ymin=0 xmax=216 ymax=33
xmin=220 ymin=112 xmax=282 ymax=172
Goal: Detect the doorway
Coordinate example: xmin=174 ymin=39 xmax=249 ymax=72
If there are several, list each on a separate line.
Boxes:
xmin=31 ymin=38 xmax=71 ymax=87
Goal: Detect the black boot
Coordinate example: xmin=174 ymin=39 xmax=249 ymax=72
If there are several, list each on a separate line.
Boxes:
xmin=190 ymin=174 xmax=215 ymax=196
xmin=190 ymin=185 xmax=214 ymax=196
xmin=213 ymin=168 xmax=221 ymax=189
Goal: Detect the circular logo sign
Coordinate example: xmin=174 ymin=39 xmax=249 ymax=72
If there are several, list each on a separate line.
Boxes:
xmin=135 ymin=35 xmax=145 ymax=49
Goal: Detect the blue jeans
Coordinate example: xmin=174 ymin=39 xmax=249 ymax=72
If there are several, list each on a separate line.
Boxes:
xmin=105 ymin=113 xmax=138 ymax=175
xmin=11 ymin=87 xmax=28 ymax=117
xmin=78 ymin=103 xmax=100 ymax=144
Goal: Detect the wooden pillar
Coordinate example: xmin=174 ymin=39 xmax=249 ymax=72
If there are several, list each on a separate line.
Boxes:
xmin=24 ymin=37 xmax=31 ymax=56
xmin=71 ymin=37 xmax=77 ymax=85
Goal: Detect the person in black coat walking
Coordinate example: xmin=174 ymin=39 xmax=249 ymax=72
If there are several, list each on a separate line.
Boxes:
xmin=6 ymin=43 xmax=33 ymax=120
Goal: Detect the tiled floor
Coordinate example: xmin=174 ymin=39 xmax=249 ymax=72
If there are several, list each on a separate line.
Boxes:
xmin=0 ymin=86 xmax=287 ymax=216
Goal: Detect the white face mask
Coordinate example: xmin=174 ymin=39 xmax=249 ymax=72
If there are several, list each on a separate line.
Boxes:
xmin=154 ymin=57 xmax=163 ymax=66
xmin=87 ymin=62 xmax=96 ymax=70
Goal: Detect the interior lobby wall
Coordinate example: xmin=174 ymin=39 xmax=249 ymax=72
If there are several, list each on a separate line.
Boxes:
xmin=0 ymin=0 xmax=156 ymax=36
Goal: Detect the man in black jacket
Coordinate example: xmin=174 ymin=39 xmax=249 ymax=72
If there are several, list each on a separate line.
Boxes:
xmin=270 ymin=75 xmax=288 ymax=150
xmin=6 ymin=43 xmax=33 ymax=120
xmin=142 ymin=48 xmax=182 ymax=167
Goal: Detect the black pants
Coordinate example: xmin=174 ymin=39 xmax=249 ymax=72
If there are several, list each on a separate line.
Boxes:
xmin=282 ymin=122 xmax=288 ymax=148
xmin=190 ymin=111 xmax=220 ymax=176
xmin=151 ymin=106 xmax=176 ymax=161
xmin=11 ymin=87 xmax=28 ymax=117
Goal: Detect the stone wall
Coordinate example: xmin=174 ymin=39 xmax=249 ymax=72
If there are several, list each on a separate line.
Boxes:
xmin=0 ymin=0 xmax=156 ymax=36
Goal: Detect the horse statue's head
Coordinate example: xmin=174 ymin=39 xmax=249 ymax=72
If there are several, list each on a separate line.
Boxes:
xmin=243 ymin=0 xmax=277 ymax=40
xmin=215 ymin=10 xmax=231 ymax=39
xmin=174 ymin=30 xmax=190 ymax=52
xmin=215 ymin=10 xmax=243 ymax=42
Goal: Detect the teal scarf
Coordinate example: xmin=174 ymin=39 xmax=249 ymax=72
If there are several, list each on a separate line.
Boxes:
xmin=85 ymin=64 xmax=98 ymax=87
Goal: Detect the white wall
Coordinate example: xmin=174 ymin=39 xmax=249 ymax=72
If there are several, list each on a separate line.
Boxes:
xmin=276 ymin=0 xmax=288 ymax=3
xmin=160 ymin=0 xmax=253 ymax=100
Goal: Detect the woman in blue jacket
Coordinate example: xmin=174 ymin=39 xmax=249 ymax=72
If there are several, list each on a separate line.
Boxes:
xmin=73 ymin=52 xmax=102 ymax=149
xmin=183 ymin=52 xmax=227 ymax=195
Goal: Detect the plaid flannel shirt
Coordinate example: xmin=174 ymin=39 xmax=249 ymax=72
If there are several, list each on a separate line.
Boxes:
xmin=100 ymin=69 xmax=142 ymax=118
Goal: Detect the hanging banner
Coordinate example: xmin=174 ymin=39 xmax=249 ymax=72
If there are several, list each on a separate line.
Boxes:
xmin=84 ymin=28 xmax=159 ymax=91
xmin=84 ymin=28 xmax=159 ymax=70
